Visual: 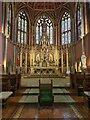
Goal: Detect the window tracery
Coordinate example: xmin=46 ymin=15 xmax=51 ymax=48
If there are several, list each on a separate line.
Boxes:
xmin=61 ymin=12 xmax=71 ymax=45
xmin=76 ymin=3 xmax=82 ymax=40
xmin=36 ymin=15 xmax=53 ymax=44
xmin=17 ymin=11 xmax=28 ymax=44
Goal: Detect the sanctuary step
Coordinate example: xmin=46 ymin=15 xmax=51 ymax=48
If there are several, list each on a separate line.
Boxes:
xmin=19 ymin=95 xmax=75 ymax=104
xmin=21 ymin=77 xmax=70 ymax=88
xmin=22 ymin=88 xmax=70 ymax=95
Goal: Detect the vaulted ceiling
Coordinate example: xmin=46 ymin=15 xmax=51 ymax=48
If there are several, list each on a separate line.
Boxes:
xmin=25 ymin=2 xmax=66 ymax=10
xmin=15 ymin=2 xmax=75 ymax=11
xmin=14 ymin=2 xmax=76 ymax=24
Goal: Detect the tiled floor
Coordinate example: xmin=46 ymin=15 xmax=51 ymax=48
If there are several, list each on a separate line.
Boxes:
xmin=2 ymin=76 xmax=90 ymax=119
xmin=2 ymin=87 xmax=90 ymax=119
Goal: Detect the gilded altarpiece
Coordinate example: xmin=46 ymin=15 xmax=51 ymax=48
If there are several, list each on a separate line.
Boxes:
xmin=30 ymin=33 xmax=59 ymax=76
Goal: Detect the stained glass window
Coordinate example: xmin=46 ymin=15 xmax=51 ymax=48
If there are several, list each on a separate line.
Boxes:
xmin=17 ymin=11 xmax=28 ymax=44
xmin=61 ymin=12 xmax=71 ymax=45
xmin=36 ymin=15 xmax=53 ymax=44
xmin=7 ymin=4 xmax=12 ymax=37
xmin=77 ymin=4 xmax=82 ymax=40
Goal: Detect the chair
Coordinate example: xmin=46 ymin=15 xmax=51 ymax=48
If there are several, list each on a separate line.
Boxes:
xmin=38 ymin=79 xmax=54 ymax=106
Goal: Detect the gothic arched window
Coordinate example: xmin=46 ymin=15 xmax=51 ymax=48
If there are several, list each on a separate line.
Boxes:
xmin=76 ymin=3 xmax=82 ymax=40
xmin=36 ymin=15 xmax=53 ymax=44
xmin=61 ymin=12 xmax=71 ymax=45
xmin=17 ymin=11 xmax=28 ymax=44
xmin=7 ymin=4 xmax=12 ymax=38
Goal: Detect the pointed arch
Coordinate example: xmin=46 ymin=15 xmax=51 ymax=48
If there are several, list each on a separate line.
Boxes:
xmin=35 ymin=15 xmax=53 ymax=44
xmin=16 ymin=10 xmax=29 ymax=44
xmin=61 ymin=11 xmax=71 ymax=45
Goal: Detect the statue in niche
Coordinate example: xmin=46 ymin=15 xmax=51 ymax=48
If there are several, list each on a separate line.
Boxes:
xmin=43 ymin=47 xmax=47 ymax=61
xmin=49 ymin=54 xmax=53 ymax=66
xmin=36 ymin=54 xmax=40 ymax=66
xmin=49 ymin=54 xmax=53 ymax=62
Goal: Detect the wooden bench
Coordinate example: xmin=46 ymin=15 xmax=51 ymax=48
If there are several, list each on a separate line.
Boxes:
xmin=9 ymin=74 xmax=17 ymax=93
xmin=0 ymin=74 xmax=10 ymax=91
xmin=0 ymin=91 xmax=13 ymax=107
xmin=83 ymin=73 xmax=90 ymax=91
xmin=16 ymin=73 xmax=21 ymax=89
xmin=84 ymin=91 xmax=90 ymax=108
xmin=75 ymin=72 xmax=84 ymax=96
xmin=0 ymin=73 xmax=21 ymax=94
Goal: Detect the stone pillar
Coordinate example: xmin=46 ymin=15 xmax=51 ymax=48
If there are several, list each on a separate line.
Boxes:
xmin=25 ymin=49 xmax=27 ymax=73
xmin=84 ymin=3 xmax=88 ymax=34
xmin=56 ymin=25 xmax=58 ymax=46
xmin=20 ymin=48 xmax=22 ymax=68
xmin=81 ymin=4 xmax=85 ymax=54
xmin=13 ymin=45 xmax=16 ymax=73
xmin=66 ymin=47 xmax=69 ymax=72
xmin=71 ymin=17 xmax=76 ymax=73
xmin=61 ymin=47 xmax=63 ymax=73
xmin=4 ymin=36 xmax=7 ymax=73
xmin=29 ymin=52 xmax=31 ymax=67
xmin=32 ymin=24 xmax=34 ymax=46
xmin=87 ymin=2 xmax=90 ymax=32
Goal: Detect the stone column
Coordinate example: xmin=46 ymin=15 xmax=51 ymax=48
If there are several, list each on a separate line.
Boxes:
xmin=71 ymin=17 xmax=76 ymax=73
xmin=4 ymin=37 xmax=7 ymax=73
xmin=20 ymin=48 xmax=22 ymax=68
xmin=61 ymin=47 xmax=63 ymax=73
xmin=13 ymin=45 xmax=16 ymax=73
xmin=25 ymin=49 xmax=27 ymax=73
xmin=81 ymin=4 xmax=85 ymax=54
xmin=32 ymin=23 xmax=34 ymax=46
xmin=29 ymin=52 xmax=31 ymax=67
xmin=66 ymin=47 xmax=69 ymax=72
xmin=56 ymin=25 xmax=58 ymax=46
xmin=84 ymin=3 xmax=88 ymax=34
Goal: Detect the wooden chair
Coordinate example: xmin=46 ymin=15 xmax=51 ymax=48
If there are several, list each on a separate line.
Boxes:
xmin=38 ymin=79 xmax=54 ymax=106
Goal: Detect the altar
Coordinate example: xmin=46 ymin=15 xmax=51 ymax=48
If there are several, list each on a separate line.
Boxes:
xmin=17 ymin=21 xmax=60 ymax=76
xmin=30 ymin=66 xmax=59 ymax=76
xmin=28 ymin=22 xmax=60 ymax=76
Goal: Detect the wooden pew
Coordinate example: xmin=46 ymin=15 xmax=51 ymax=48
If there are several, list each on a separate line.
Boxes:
xmin=16 ymin=73 xmax=21 ymax=89
xmin=9 ymin=74 xmax=17 ymax=93
xmin=83 ymin=73 xmax=90 ymax=91
xmin=84 ymin=91 xmax=90 ymax=108
xmin=83 ymin=73 xmax=90 ymax=108
xmin=70 ymin=73 xmax=75 ymax=88
xmin=0 ymin=73 xmax=21 ymax=93
xmin=75 ymin=72 xmax=84 ymax=96
xmin=0 ymin=74 xmax=10 ymax=91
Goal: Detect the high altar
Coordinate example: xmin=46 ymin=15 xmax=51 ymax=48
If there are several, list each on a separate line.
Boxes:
xmin=30 ymin=32 xmax=59 ymax=76
xmin=16 ymin=19 xmax=70 ymax=76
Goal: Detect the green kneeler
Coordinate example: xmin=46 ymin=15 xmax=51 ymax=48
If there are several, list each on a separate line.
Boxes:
xmin=38 ymin=80 xmax=54 ymax=106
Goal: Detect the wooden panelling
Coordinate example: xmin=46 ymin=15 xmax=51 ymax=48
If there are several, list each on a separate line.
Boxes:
xmin=0 ymin=73 xmax=21 ymax=93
